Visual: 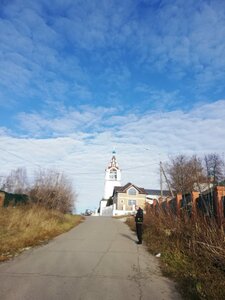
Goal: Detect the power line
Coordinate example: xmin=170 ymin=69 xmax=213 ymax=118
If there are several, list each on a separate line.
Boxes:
xmin=124 ymin=162 xmax=158 ymax=170
xmin=0 ymin=147 xmax=41 ymax=168
xmin=68 ymin=162 xmax=159 ymax=176
xmin=0 ymin=147 xmax=160 ymax=176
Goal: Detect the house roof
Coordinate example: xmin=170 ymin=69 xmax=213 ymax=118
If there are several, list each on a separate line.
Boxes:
xmin=145 ymin=189 xmax=171 ymax=197
xmin=113 ymin=183 xmax=172 ymax=197
xmin=113 ymin=182 xmax=146 ymax=195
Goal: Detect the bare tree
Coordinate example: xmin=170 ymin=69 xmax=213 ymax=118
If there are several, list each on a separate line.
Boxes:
xmin=166 ymin=155 xmax=205 ymax=194
xmin=2 ymin=168 xmax=29 ymax=193
xmin=0 ymin=176 xmax=5 ymax=190
xmin=204 ymin=153 xmax=224 ymax=184
xmin=30 ymin=169 xmax=76 ymax=213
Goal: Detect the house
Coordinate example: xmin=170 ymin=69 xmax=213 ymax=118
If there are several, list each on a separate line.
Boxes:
xmin=145 ymin=189 xmax=171 ymax=204
xmin=101 ymin=181 xmax=172 ymax=216
xmin=112 ymin=182 xmax=146 ymax=211
xmin=0 ymin=190 xmax=29 ymax=207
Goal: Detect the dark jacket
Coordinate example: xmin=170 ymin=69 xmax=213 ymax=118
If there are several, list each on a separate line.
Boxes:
xmin=135 ymin=208 xmax=144 ymax=224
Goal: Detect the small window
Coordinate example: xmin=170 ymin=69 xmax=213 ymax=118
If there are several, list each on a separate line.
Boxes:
xmin=128 ymin=187 xmax=137 ymax=195
xmin=128 ymin=200 xmax=136 ymax=206
xmin=109 ymin=169 xmax=117 ymax=180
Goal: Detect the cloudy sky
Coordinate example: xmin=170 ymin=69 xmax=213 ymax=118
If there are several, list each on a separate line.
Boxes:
xmin=0 ymin=0 xmax=225 ymax=212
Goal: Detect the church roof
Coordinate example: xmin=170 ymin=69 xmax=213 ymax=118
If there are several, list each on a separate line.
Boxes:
xmin=107 ymin=155 xmax=119 ymax=170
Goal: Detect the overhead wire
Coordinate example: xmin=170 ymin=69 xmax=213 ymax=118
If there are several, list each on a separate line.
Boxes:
xmin=0 ymin=147 xmax=41 ymax=168
xmin=0 ymin=146 xmax=160 ymax=176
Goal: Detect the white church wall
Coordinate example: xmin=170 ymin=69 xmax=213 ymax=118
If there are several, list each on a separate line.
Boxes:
xmin=100 ymin=200 xmax=107 ymax=215
xmin=101 ymin=203 xmax=136 ymax=217
xmin=101 ymin=205 xmax=113 ymax=216
xmin=113 ymin=209 xmax=136 ymax=216
xmin=104 ymin=180 xmax=121 ymax=200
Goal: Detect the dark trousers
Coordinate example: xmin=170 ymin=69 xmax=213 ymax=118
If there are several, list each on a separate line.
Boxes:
xmin=136 ymin=223 xmax=143 ymax=243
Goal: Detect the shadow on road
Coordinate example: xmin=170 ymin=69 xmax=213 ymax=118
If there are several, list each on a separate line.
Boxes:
xmin=120 ymin=233 xmax=136 ymax=242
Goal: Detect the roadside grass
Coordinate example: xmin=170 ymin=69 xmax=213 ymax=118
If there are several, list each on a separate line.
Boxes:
xmin=0 ymin=205 xmax=82 ymax=262
xmin=127 ymin=208 xmax=225 ymax=300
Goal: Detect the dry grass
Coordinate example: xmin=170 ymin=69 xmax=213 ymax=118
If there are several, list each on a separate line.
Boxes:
xmin=0 ymin=205 xmax=82 ymax=262
xmin=127 ymin=208 xmax=225 ymax=300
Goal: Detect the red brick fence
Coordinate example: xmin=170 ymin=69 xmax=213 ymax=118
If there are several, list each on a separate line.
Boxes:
xmin=149 ymin=186 xmax=225 ymax=228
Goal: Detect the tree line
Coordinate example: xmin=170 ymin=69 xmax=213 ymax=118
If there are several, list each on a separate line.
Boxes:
xmin=0 ymin=168 xmax=77 ymax=213
xmin=165 ymin=153 xmax=224 ymax=195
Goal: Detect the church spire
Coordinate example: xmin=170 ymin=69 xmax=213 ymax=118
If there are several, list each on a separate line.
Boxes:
xmin=107 ymin=151 xmax=119 ymax=170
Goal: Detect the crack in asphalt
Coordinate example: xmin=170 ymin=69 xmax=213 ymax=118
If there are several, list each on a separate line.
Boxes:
xmin=0 ymin=272 xmax=137 ymax=280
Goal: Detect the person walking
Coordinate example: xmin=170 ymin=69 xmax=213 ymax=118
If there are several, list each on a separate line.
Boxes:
xmin=135 ymin=206 xmax=144 ymax=244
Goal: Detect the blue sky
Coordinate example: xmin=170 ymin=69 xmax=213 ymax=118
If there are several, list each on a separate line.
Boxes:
xmin=1 ymin=0 xmax=225 ymax=212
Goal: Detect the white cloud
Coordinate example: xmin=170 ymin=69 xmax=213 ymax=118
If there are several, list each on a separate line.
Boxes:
xmin=1 ymin=100 xmax=225 ymax=212
xmin=16 ymin=105 xmax=118 ymax=136
xmin=0 ymin=1 xmax=225 ymax=213
xmin=1 ymin=0 xmax=224 ymax=113
xmin=134 ymin=1 xmax=225 ymax=88
xmin=135 ymin=84 xmax=182 ymax=110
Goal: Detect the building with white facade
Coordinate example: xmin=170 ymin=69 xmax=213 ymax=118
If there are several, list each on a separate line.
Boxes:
xmin=99 ymin=152 xmax=121 ymax=215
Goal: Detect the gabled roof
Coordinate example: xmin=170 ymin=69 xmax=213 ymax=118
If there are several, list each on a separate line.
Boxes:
xmin=145 ymin=189 xmax=171 ymax=197
xmin=113 ymin=182 xmax=146 ymax=195
xmin=113 ymin=183 xmax=172 ymax=197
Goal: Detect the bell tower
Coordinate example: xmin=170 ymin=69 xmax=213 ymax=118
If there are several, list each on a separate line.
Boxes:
xmin=103 ymin=151 xmax=121 ymax=200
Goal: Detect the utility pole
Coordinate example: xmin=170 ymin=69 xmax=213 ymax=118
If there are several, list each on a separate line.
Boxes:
xmin=222 ymin=152 xmax=225 ymax=183
xmin=160 ymin=161 xmax=175 ymax=198
xmin=160 ymin=161 xmax=163 ymax=198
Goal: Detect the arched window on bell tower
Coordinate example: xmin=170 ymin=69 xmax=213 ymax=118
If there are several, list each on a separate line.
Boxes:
xmin=109 ymin=168 xmax=117 ymax=180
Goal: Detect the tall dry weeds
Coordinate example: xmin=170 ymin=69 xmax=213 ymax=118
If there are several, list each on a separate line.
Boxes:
xmin=140 ymin=205 xmax=225 ymax=299
xmin=0 ymin=205 xmax=82 ymax=262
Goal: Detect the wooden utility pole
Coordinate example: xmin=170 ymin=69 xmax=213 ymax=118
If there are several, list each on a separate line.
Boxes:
xmin=160 ymin=161 xmax=175 ymax=198
xmin=160 ymin=161 xmax=163 ymax=198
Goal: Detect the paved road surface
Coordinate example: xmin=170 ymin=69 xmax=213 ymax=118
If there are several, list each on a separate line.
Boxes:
xmin=0 ymin=217 xmax=181 ymax=300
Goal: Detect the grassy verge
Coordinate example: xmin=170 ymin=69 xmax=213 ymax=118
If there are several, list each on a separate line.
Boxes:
xmin=126 ymin=209 xmax=225 ymax=300
xmin=0 ymin=205 xmax=82 ymax=262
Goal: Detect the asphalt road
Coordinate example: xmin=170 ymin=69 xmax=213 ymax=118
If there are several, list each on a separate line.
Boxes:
xmin=0 ymin=217 xmax=181 ymax=300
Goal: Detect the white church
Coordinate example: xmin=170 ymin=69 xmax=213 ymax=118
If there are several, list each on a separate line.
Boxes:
xmin=99 ymin=151 xmax=121 ymax=215
xmin=99 ymin=152 xmax=171 ymax=216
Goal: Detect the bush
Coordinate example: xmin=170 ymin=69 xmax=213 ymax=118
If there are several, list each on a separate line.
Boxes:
xmin=29 ymin=169 xmax=76 ymax=213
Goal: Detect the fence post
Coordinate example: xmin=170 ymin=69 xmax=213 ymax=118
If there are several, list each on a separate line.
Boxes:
xmin=214 ymin=186 xmax=225 ymax=228
xmin=152 ymin=199 xmax=157 ymax=215
xmin=0 ymin=191 xmax=5 ymax=207
xmin=166 ymin=197 xmax=171 ymax=214
xmin=191 ymin=191 xmax=199 ymax=220
xmin=165 ymin=197 xmax=169 ymax=208
xmin=176 ymin=193 xmax=182 ymax=217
